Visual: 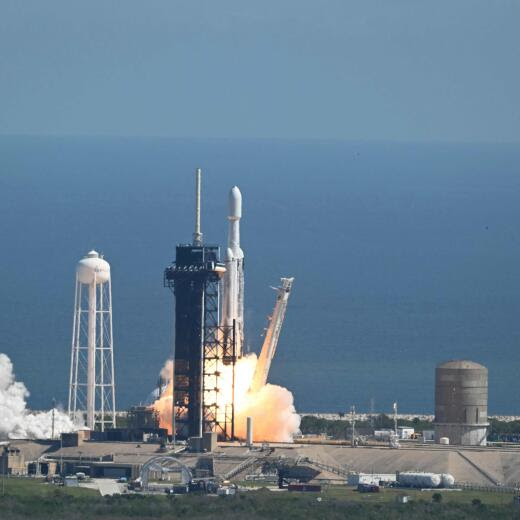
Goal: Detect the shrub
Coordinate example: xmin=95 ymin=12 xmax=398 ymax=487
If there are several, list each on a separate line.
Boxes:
xmin=432 ymin=492 xmax=442 ymax=503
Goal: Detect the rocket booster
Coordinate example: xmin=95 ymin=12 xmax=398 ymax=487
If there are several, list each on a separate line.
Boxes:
xmin=222 ymin=186 xmax=244 ymax=355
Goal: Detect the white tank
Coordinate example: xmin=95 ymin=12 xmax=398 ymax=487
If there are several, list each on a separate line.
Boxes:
xmin=77 ymin=250 xmax=110 ymax=284
xmin=246 ymin=416 xmax=253 ymax=446
xmin=441 ymin=473 xmax=455 ymax=487
xmin=440 ymin=437 xmax=450 ymax=445
xmin=397 ymin=472 xmax=442 ymax=488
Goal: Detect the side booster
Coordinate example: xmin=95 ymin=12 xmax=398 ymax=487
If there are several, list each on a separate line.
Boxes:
xmin=222 ymin=186 xmax=244 ymax=355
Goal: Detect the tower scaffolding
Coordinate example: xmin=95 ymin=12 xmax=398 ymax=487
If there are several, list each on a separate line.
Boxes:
xmin=164 ymin=169 xmax=236 ymax=440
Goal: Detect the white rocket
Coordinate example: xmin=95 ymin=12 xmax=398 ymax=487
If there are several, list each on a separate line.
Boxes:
xmin=222 ymin=186 xmax=245 ymax=355
xmin=250 ymin=277 xmax=294 ymax=393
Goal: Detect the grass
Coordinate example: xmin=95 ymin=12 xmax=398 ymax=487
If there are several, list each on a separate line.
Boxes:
xmin=321 ymin=485 xmax=515 ymax=506
xmin=238 ymin=480 xmax=515 ymax=505
xmin=1 ymin=477 xmax=520 ymax=519
xmin=0 ymin=476 xmax=98 ymax=498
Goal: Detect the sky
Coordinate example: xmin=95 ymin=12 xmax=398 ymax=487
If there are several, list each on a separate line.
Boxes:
xmin=1 ymin=0 xmax=519 ymax=142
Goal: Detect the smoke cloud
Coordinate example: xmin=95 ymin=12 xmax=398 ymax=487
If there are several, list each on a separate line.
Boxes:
xmin=0 ymin=353 xmax=75 ymax=439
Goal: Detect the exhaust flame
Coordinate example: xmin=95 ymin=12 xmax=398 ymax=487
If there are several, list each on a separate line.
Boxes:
xmin=153 ymin=354 xmax=300 ymax=442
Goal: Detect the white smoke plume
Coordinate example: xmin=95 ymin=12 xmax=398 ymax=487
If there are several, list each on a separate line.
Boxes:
xmin=0 ymin=353 xmax=75 ymax=439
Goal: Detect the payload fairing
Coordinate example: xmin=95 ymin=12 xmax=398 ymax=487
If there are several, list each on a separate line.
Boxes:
xmin=221 ymin=186 xmax=245 ymax=356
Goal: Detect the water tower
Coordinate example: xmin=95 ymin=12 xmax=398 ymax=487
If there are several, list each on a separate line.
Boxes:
xmin=68 ymin=250 xmax=116 ymax=431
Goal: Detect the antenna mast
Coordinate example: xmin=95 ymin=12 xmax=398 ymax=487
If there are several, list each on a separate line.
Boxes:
xmin=193 ymin=168 xmax=203 ymax=246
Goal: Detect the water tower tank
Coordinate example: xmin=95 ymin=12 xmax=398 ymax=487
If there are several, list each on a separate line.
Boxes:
xmin=76 ymin=250 xmax=110 ymax=284
xmin=434 ymin=360 xmax=488 ymax=446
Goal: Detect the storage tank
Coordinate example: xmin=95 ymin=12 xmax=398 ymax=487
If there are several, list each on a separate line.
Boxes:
xmin=397 ymin=472 xmax=442 ymax=488
xmin=434 ymin=360 xmax=488 ymax=446
xmin=77 ymin=250 xmax=110 ymax=284
xmin=246 ymin=417 xmax=253 ymax=447
xmin=441 ymin=473 xmax=455 ymax=488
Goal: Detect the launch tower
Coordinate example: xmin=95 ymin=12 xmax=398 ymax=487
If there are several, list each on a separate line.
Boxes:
xmin=164 ymin=169 xmax=237 ymax=440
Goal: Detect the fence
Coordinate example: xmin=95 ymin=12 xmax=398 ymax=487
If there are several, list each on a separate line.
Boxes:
xmin=455 ymin=482 xmax=520 ymax=494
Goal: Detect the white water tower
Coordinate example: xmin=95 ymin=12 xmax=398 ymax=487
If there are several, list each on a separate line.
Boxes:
xmin=68 ymin=250 xmax=116 ymax=431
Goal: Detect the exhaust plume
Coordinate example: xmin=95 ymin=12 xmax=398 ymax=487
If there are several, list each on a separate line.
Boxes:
xmin=0 ymin=353 xmax=75 ymax=439
xmin=153 ymin=354 xmax=300 ymax=442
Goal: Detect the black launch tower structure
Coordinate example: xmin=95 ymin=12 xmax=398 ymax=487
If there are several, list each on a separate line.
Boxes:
xmin=164 ymin=169 xmax=236 ymax=441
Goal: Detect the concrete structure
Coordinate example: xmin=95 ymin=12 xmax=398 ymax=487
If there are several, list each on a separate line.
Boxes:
xmin=0 ymin=444 xmax=25 ymax=475
xmin=61 ymin=429 xmax=91 ymax=447
xmin=6 ymin=438 xmax=520 ymax=487
xmin=203 ymin=432 xmax=217 ymax=452
xmin=68 ymin=250 xmax=116 ymax=431
xmin=246 ymin=417 xmax=253 ymax=447
xmin=422 ymin=430 xmax=435 ymax=442
xmin=188 ymin=436 xmax=203 ymax=452
xmin=434 ymin=360 xmax=489 ymax=446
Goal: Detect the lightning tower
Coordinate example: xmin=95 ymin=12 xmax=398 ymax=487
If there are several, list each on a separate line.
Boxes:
xmin=68 ymin=250 xmax=116 ymax=431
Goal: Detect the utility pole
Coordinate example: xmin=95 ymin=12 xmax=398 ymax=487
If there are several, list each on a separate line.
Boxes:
xmin=60 ymin=434 xmax=63 ymax=477
xmin=393 ymin=402 xmax=398 ymax=436
xmin=369 ymin=397 xmax=375 ymax=428
xmin=350 ymin=405 xmax=356 ymax=447
xmin=51 ymin=398 xmax=56 ymax=440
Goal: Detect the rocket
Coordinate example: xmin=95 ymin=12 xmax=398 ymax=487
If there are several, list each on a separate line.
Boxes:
xmin=222 ymin=186 xmax=244 ymax=356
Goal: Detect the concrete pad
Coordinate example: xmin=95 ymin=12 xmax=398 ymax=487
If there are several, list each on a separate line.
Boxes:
xmin=95 ymin=479 xmax=122 ymax=496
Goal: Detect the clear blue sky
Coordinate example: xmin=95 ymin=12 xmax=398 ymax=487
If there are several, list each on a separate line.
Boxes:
xmin=1 ymin=0 xmax=519 ymax=142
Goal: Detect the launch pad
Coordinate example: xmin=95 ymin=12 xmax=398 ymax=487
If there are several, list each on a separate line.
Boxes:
xmin=58 ymin=167 xmax=295 ymax=445
xmin=162 ymin=169 xmax=295 ymax=443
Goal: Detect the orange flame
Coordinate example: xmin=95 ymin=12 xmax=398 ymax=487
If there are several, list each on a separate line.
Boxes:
xmin=153 ymin=354 xmax=300 ymax=442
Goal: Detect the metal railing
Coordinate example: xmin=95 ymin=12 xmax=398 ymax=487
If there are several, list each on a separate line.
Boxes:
xmin=304 ymin=459 xmax=349 ymax=478
xmin=223 ymin=457 xmax=261 ymax=480
xmin=455 ymin=482 xmax=520 ymax=494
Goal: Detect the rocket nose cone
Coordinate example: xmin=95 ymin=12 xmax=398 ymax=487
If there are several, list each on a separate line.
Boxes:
xmin=229 ymin=186 xmax=242 ymax=218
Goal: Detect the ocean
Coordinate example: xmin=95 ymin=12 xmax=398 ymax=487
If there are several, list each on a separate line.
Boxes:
xmin=1 ymin=135 xmax=519 ymax=415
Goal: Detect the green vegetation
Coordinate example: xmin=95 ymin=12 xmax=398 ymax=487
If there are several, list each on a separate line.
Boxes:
xmin=1 ymin=477 xmax=520 ymax=519
xmin=0 ymin=477 xmax=97 ymax=498
xmin=300 ymin=415 xmax=520 ymax=442
xmin=300 ymin=414 xmax=433 ymax=439
xmin=489 ymin=419 xmax=520 ymax=441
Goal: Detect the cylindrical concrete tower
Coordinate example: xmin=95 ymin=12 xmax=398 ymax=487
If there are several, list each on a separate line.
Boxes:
xmin=434 ymin=360 xmax=488 ymax=446
xmin=68 ymin=250 xmax=116 ymax=431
